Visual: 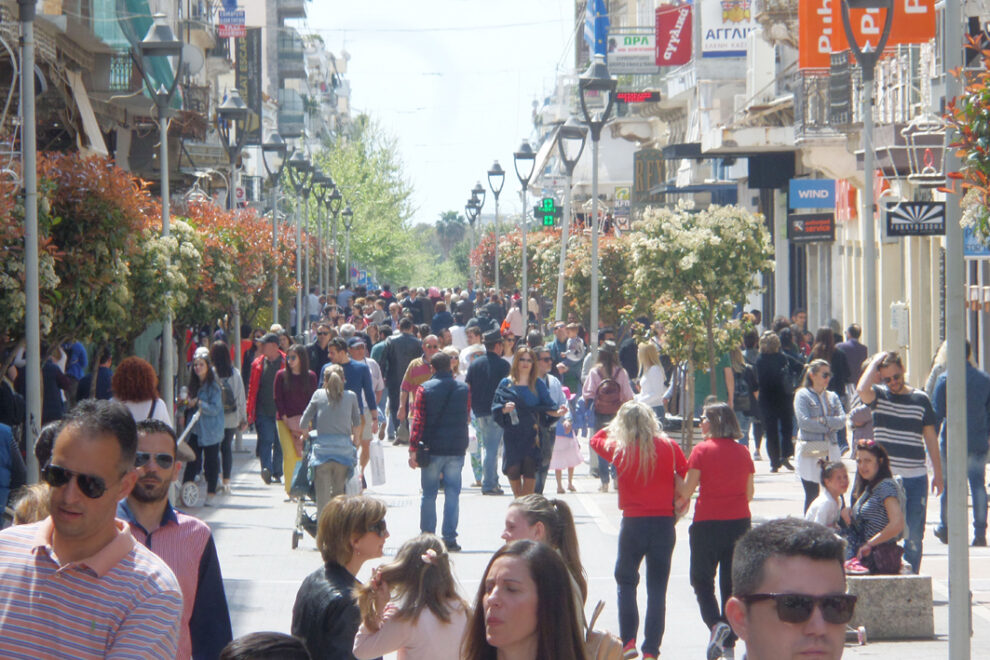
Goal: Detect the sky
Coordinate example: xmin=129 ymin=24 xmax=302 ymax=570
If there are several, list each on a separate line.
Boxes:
xmin=302 ymin=0 xmax=578 ymax=226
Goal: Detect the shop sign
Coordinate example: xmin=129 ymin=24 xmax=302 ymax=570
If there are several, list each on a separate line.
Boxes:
xmin=701 ymin=0 xmax=757 ymax=58
xmin=789 ymin=179 xmax=836 ymax=209
xmin=787 ymin=212 xmax=835 ymax=242
xmin=608 ymin=30 xmax=660 ymax=74
xmin=964 ymin=226 xmax=990 ymax=257
xmin=614 ymin=187 xmax=631 ymax=219
xmin=655 ymin=4 xmax=692 ymax=66
xmin=885 ymin=201 xmax=945 ymax=236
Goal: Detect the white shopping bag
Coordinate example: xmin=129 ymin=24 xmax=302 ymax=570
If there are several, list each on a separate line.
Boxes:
xmin=369 ymin=440 xmax=386 ymax=486
xmin=467 ymin=425 xmax=478 ymax=454
xmin=345 ymin=472 xmax=362 ymax=495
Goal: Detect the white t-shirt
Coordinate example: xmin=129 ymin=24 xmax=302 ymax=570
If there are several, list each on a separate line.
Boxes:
xmin=805 ymin=490 xmax=842 ymax=529
xmin=449 ymin=325 xmax=468 ymax=350
xmin=115 ymin=397 xmax=173 ymax=427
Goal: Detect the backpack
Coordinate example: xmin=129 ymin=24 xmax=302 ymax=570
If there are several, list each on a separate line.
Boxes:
xmin=593 ymin=368 xmax=623 ymax=416
xmin=780 ymin=358 xmax=798 ymax=397
xmin=220 ymin=376 xmax=237 ymax=414
xmin=733 ymin=364 xmax=755 ymax=413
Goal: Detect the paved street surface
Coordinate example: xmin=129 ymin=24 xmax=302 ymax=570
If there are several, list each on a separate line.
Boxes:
xmin=195 ymin=433 xmax=990 ymax=658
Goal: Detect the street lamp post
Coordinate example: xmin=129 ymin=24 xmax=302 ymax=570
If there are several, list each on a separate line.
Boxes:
xmin=465 ymin=195 xmax=481 ymax=283
xmin=470 ymin=182 xmax=485 ymax=285
xmin=513 ymin=141 xmax=536 ymax=306
xmin=286 ymin=150 xmax=312 ymax=335
xmin=342 ymin=206 xmax=354 ymax=286
xmin=312 ymin=172 xmax=335 ymax=297
xmin=555 ymin=117 xmax=588 ymax=322
xmin=839 ymin=0 xmax=894 ymax=356
xmin=579 ymin=54 xmax=616 ymax=358
xmin=261 ymin=132 xmax=288 ymax=325
xmin=217 ymin=88 xmax=250 ymax=369
xmin=134 ymin=13 xmax=184 ymax=421
xmin=487 ymin=161 xmax=505 ymax=292
xmin=328 ymin=186 xmax=342 ymax=292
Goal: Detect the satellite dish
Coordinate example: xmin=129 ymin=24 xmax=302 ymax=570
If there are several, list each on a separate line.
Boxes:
xmin=182 ymin=44 xmax=204 ymax=76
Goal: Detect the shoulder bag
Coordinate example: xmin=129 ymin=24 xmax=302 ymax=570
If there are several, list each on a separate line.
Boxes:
xmin=584 ymin=600 xmax=625 ymax=660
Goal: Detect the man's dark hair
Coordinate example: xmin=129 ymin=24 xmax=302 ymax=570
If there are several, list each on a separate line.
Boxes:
xmin=731 ymin=518 xmax=846 ymax=597
xmin=261 ymin=332 xmax=280 ymax=345
xmin=846 ymin=323 xmax=862 ymax=339
xmin=878 ymin=351 xmax=903 ymax=371
xmin=399 ymin=317 xmax=414 ymax=332
xmin=743 ymin=328 xmax=759 ymax=350
xmin=59 ymin=399 xmax=138 ymax=472
xmin=466 ymin=326 xmax=482 ymax=339
xmin=219 ymin=632 xmax=311 ymax=660
xmin=329 ymin=337 xmax=348 ymax=353
xmin=791 ymin=307 xmax=806 ymax=317
xmin=97 ymin=347 xmax=112 ymax=365
xmin=429 ymin=351 xmax=452 ymax=374
xmin=136 ymin=418 xmax=178 ymax=451
xmin=526 ymin=331 xmax=543 ymax=350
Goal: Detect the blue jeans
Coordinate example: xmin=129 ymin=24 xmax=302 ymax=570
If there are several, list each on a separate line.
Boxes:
xmin=735 ymin=410 xmax=752 ymax=447
xmin=477 ymin=415 xmax=504 ymax=492
xmin=901 ymin=474 xmax=929 ymax=574
xmin=615 ymin=516 xmax=676 ymax=657
xmin=938 ymin=450 xmax=988 ymax=538
xmin=595 ymin=412 xmax=617 ymax=486
xmin=255 ymin=414 xmax=283 ymax=478
xmin=420 ymin=454 xmax=464 ymax=543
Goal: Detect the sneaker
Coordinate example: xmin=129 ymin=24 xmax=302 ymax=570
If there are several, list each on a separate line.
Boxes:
xmin=445 ymin=540 xmax=462 ymax=552
xmin=261 ymin=468 xmax=272 ymax=485
xmin=598 ymin=483 xmax=609 ymax=493
xmin=221 ymin=482 xmax=231 ymax=494
xmin=933 ymin=526 xmax=948 ymax=545
xmin=770 ymin=466 xmax=780 ymax=473
xmin=781 ymin=459 xmax=795 ymax=471
xmin=622 ymin=640 xmax=638 ymax=659
xmin=707 ymin=622 xmax=732 ymax=660
xmin=180 ymin=481 xmax=200 ymax=508
xmin=844 ymin=557 xmax=870 ymax=574
xmin=204 ymin=494 xmax=216 ymax=507
xmin=482 ymin=487 xmax=505 ymax=496
xmin=752 ymin=450 xmax=761 ymax=460
xmin=272 ymin=475 xmax=282 ymax=484
xmin=974 ymin=536 xmax=987 ymax=547
xmin=471 ymin=480 xmax=482 ymax=488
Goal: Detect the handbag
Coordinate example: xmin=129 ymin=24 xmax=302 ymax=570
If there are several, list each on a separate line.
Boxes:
xmin=369 ymin=439 xmax=386 ymax=486
xmin=584 ymin=600 xmax=625 ymax=660
xmin=863 ymin=541 xmax=904 ymax=574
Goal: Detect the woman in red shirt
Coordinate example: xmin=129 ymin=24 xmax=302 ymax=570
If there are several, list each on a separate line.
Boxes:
xmin=679 ymin=401 xmax=755 ymax=660
xmin=590 ymin=401 xmax=687 ymax=660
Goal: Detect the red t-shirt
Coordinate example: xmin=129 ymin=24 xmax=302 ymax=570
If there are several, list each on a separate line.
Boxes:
xmin=686 ymin=437 xmax=755 ymax=521
xmin=590 ymin=430 xmax=687 ymax=517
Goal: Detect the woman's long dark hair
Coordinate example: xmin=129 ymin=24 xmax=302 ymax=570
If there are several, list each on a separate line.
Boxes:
xmin=851 ymin=440 xmax=894 ymax=501
xmin=809 ymin=326 xmax=836 ymax=362
xmin=461 ymin=540 xmax=588 ymax=660
xmin=211 ymin=341 xmax=234 ymax=379
xmin=190 ymin=353 xmax=216 ymax=397
xmin=595 ymin=340 xmax=620 ymax=376
xmin=286 ymin=344 xmax=311 ymax=382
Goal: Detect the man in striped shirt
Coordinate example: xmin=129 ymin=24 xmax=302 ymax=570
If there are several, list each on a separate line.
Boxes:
xmin=858 ymin=351 xmax=943 ymax=574
xmin=118 ymin=418 xmax=233 ymax=660
xmin=0 ymin=400 xmax=182 ymax=659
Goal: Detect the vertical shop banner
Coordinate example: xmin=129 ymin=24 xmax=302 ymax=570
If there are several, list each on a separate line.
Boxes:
xmin=701 ymin=0 xmax=756 ymax=58
xmin=235 ymin=27 xmax=262 ymax=145
xmin=655 ymin=4 xmax=693 ymax=66
xmin=632 ymin=148 xmax=666 ymax=208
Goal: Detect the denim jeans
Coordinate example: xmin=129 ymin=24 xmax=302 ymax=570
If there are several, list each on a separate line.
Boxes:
xmin=595 ymin=412 xmax=617 ymax=486
xmin=901 ymin=474 xmax=929 ymax=574
xmin=476 ymin=415 xmax=504 ymax=491
xmin=615 ymin=516 xmax=676 ymax=657
xmin=420 ymin=454 xmax=464 ymax=543
xmin=255 ymin=414 xmax=283 ymax=478
xmin=689 ymin=518 xmax=750 ymax=648
xmin=734 ymin=410 xmax=752 ymax=447
xmin=938 ymin=450 xmax=988 ymax=538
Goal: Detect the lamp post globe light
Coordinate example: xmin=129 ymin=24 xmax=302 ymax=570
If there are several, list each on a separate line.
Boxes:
xmin=286 ymin=149 xmax=312 ymax=334
xmin=262 ymin=131 xmax=288 ymax=324
xmin=578 ymin=53 xmax=616 ymax=358
xmin=136 ymin=13 xmax=184 ymax=419
xmin=342 ymin=205 xmax=354 ymax=286
xmin=555 ymin=117 xmax=588 ymax=322
xmin=513 ymin=140 xmax=536 ymax=306
xmin=328 ymin=186 xmax=343 ymax=292
xmin=487 ymin=161 xmax=506 ymax=292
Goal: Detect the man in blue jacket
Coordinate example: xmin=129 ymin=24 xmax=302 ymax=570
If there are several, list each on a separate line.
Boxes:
xmin=408 ymin=352 xmax=469 ymax=552
xmin=465 ymin=330 xmax=510 ymax=495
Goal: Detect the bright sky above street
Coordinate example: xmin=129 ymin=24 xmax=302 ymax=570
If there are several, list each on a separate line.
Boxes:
xmin=303 ymin=0 xmax=576 ymax=226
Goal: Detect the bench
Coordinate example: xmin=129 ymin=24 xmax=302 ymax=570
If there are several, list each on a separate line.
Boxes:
xmin=846 ymin=574 xmax=934 ymax=640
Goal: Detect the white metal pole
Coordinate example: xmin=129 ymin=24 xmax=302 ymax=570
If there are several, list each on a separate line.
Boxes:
xmin=20 ymin=0 xmax=41 ymax=481
xmin=521 ymin=186 xmax=528 ymax=308
xmin=863 ymin=81 xmax=878 ymax=353
xmin=158 ymin=104 xmax=175 ymax=421
xmin=555 ymin=173 xmax=572 ymax=322
xmin=272 ymin=184 xmax=279 ymax=325
xmin=590 ymin=137 xmax=600 ymax=359
xmin=295 ymin=201 xmax=303 ymax=334
xmin=494 ymin=197 xmax=500 ymax=292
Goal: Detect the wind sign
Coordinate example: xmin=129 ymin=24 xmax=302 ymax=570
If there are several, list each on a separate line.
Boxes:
xmin=789 ymin=179 xmax=836 ymax=209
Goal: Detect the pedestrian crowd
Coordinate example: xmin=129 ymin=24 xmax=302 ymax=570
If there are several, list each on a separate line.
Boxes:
xmin=0 ymin=282 xmax=976 ymax=660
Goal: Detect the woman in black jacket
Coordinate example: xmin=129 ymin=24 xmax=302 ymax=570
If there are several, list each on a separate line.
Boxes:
xmin=292 ymin=495 xmax=388 ymax=660
xmin=755 ymin=331 xmax=797 ymax=473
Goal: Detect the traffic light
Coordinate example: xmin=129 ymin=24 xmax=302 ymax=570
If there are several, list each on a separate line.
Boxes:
xmin=535 ymin=197 xmax=559 ymax=227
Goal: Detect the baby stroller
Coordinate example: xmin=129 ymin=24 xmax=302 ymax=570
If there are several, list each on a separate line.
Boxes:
xmin=289 ymin=434 xmax=319 ymax=550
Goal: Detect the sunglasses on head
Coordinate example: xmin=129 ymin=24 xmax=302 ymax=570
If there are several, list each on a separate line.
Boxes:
xmin=368 ymin=519 xmax=388 ymax=537
xmin=741 ymin=593 xmax=857 ymax=625
xmin=42 ymin=464 xmax=110 ymax=499
xmin=135 ymin=452 xmax=175 ymax=470
xmin=857 ymin=438 xmax=877 ymax=449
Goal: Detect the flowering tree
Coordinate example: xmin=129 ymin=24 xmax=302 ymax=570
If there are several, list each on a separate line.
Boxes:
xmin=948 ymin=35 xmax=990 ymax=238
xmin=627 ymin=202 xmax=772 ymax=395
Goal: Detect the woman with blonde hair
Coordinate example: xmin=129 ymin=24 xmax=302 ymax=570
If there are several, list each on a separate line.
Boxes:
xmin=353 ymin=533 xmax=469 ymax=659
xmin=299 ymin=364 xmax=362 ymax=514
xmin=635 ymin=342 xmax=667 ymax=422
xmin=590 ymin=400 xmax=688 ymax=660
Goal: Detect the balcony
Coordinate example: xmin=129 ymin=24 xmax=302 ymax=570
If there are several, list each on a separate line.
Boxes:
xmin=278 ymin=29 xmax=306 ymax=80
xmin=278 ymin=88 xmax=305 ymax=138
xmin=278 ymin=0 xmax=307 ymax=21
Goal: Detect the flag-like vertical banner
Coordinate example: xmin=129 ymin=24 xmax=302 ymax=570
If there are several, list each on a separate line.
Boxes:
xmin=235 ymin=27 xmax=262 ymax=145
xmin=584 ymin=0 xmax=611 ymax=59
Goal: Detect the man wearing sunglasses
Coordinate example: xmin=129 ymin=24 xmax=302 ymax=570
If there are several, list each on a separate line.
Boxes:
xmin=0 ymin=400 xmax=182 ymax=658
xmin=724 ymin=518 xmax=854 ymax=660
xmin=117 ymin=419 xmax=233 ymax=660
xmin=857 ymin=351 xmax=942 ymax=574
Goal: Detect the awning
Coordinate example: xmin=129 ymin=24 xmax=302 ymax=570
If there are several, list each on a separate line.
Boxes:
xmin=65 ymin=69 xmax=108 ymax=156
xmin=662 ymin=142 xmax=703 ymax=160
xmin=529 ymin=126 xmax=560 ymax=187
xmin=568 ymin=131 xmax=636 ymax=198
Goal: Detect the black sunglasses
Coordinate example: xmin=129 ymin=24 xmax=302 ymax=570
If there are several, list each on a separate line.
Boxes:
xmin=42 ymin=464 xmax=110 ymax=499
xmin=368 ymin=519 xmax=388 ymax=537
xmin=135 ymin=452 xmax=175 ymax=470
xmin=882 ymin=373 xmax=903 ymax=384
xmin=741 ymin=593 xmax=857 ymax=625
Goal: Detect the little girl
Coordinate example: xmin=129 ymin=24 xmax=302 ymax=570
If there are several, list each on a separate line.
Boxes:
xmin=550 ymin=387 xmax=583 ymax=493
xmin=353 ymin=534 xmax=469 ymax=660
xmin=804 ymin=459 xmax=849 ymax=529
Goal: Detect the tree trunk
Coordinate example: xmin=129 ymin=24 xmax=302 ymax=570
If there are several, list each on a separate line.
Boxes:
xmin=706 ymin=310 xmax=717 ymax=395
xmin=685 ymin=360 xmax=696 ymax=450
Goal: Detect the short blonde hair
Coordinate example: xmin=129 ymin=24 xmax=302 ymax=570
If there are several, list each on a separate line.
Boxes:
xmin=12 ymin=483 xmax=50 ymax=525
xmin=316 ymin=495 xmax=387 ymax=566
xmin=759 ymin=331 xmax=781 ymax=354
